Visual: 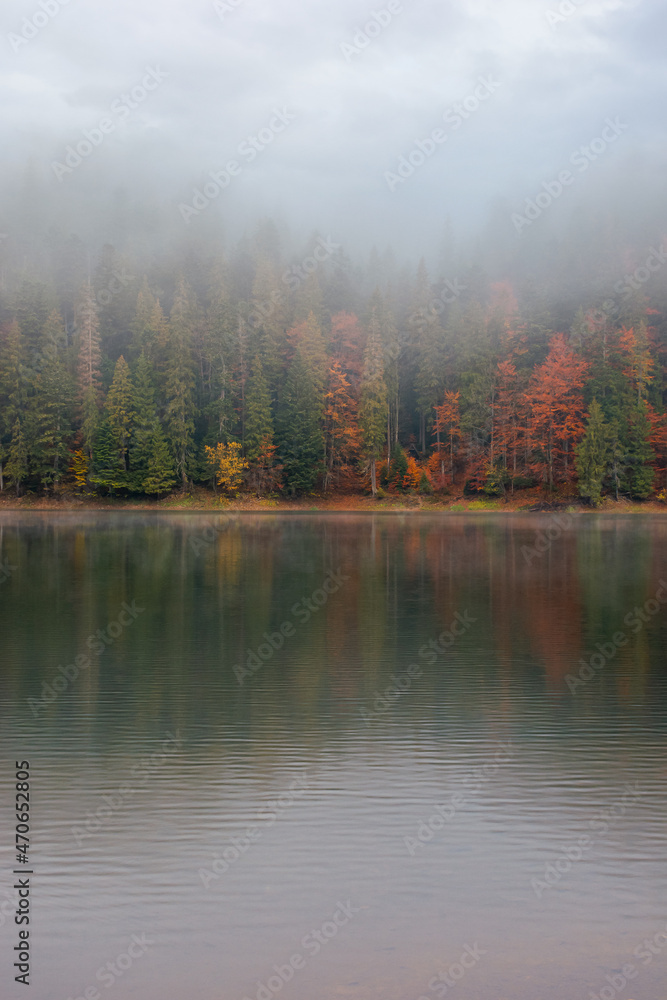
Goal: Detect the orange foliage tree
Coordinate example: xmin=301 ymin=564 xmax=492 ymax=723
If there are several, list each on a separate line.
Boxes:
xmin=433 ymin=390 xmax=460 ymax=484
xmin=323 ymin=360 xmax=360 ymax=491
xmin=525 ymin=334 xmax=589 ymax=489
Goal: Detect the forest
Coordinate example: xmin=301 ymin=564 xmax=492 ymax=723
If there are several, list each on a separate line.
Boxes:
xmin=0 ymin=221 xmax=666 ymax=506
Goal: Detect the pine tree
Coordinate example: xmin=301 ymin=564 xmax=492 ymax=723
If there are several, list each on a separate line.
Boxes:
xmin=131 ymin=352 xmax=159 ymax=489
xmin=622 ymin=401 xmax=655 ymax=499
xmin=90 ymin=417 xmax=125 ymax=494
xmin=244 ymin=356 xmax=274 ymax=462
xmin=164 ymin=281 xmax=197 ymax=488
xmin=6 ymin=417 xmax=28 ymax=496
xmin=142 ymin=423 xmax=177 ymax=496
xmin=575 ymin=400 xmax=611 ymax=506
xmin=75 ymin=283 xmax=102 ymax=458
xmin=105 ymin=355 xmax=135 ymax=472
xmin=359 ymin=310 xmax=387 ymax=496
xmin=277 ymin=350 xmax=324 ymax=494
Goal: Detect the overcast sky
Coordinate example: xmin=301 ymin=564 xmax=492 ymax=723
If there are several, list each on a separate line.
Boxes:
xmin=2 ymin=0 xmax=665 ymax=258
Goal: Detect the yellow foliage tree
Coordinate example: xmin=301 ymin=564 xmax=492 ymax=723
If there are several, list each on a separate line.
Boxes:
xmin=403 ymin=455 xmax=422 ymax=490
xmin=70 ymin=449 xmax=89 ymax=491
xmin=205 ymin=442 xmax=248 ymax=494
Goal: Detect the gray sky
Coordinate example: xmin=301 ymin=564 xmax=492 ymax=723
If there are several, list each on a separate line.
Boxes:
xmin=2 ymin=0 xmax=664 ymax=258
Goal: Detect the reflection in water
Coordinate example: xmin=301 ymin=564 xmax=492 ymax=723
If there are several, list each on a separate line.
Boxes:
xmin=0 ymin=513 xmax=666 ymax=1000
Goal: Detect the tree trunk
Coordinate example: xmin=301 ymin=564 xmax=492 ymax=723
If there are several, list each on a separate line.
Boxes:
xmin=371 ymin=458 xmax=377 ymax=496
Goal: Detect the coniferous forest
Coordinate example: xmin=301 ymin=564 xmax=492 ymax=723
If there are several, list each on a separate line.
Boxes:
xmin=1 ymin=221 xmax=666 ymax=505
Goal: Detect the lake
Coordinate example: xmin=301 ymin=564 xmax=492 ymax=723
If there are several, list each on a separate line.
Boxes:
xmin=1 ymin=512 xmax=666 ymax=1000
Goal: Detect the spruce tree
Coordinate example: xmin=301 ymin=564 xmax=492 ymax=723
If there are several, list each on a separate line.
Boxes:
xmin=6 ymin=417 xmax=28 ymax=496
xmin=164 ymin=281 xmax=197 ymax=489
xmin=105 ymin=355 xmax=135 ymax=472
xmin=143 ymin=422 xmax=177 ymax=496
xmin=575 ymin=400 xmax=611 ymax=506
xmin=360 ymin=310 xmax=387 ymax=496
xmin=131 ymin=352 xmax=158 ymax=489
xmin=277 ymin=350 xmax=324 ymax=494
xmin=245 ymin=356 xmax=274 ymax=462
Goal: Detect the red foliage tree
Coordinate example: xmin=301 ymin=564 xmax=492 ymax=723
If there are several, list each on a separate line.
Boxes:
xmin=525 ymin=334 xmax=590 ymax=489
xmin=433 ymin=390 xmax=460 ymax=485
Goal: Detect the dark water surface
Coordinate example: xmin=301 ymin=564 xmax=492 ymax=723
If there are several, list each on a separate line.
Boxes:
xmin=1 ymin=512 xmax=666 ymax=1000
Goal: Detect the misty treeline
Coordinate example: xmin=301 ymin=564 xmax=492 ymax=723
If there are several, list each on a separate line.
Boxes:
xmin=0 ymin=220 xmax=666 ymax=503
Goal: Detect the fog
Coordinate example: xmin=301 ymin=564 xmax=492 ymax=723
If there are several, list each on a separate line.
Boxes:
xmin=1 ymin=0 xmax=666 ymax=300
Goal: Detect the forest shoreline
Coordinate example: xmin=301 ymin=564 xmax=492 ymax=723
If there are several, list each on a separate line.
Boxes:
xmin=1 ymin=487 xmax=665 ymax=514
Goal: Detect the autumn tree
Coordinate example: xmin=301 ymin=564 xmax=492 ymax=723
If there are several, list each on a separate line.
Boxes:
xmin=205 ymin=441 xmax=248 ymax=494
xmin=433 ymin=390 xmax=460 ymax=485
xmin=323 ymin=360 xmax=359 ymax=491
xmin=525 ymin=334 xmax=589 ymax=490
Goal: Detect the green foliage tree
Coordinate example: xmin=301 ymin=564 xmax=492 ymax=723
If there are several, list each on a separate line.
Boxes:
xmin=360 ymin=310 xmax=387 ymax=496
xmin=105 ymin=355 xmax=134 ymax=472
xmin=244 ymin=356 xmax=274 ymax=462
xmin=142 ymin=423 xmax=177 ymax=496
xmin=6 ymin=417 xmax=28 ymax=495
xmin=575 ymin=400 xmax=611 ymax=506
xmin=277 ymin=350 xmax=324 ymax=494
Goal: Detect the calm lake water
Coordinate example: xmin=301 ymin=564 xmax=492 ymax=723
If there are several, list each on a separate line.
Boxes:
xmin=1 ymin=512 xmax=666 ymax=1000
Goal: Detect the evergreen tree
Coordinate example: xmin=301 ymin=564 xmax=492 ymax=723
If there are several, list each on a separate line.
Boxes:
xmin=6 ymin=417 xmax=28 ymax=496
xmin=575 ymin=400 xmax=611 ymax=506
xmin=164 ymin=281 xmax=197 ymax=488
xmin=75 ymin=283 xmax=102 ymax=458
xmin=244 ymin=356 xmax=274 ymax=462
xmin=142 ymin=422 xmax=177 ymax=496
xmin=277 ymin=350 xmax=324 ymax=494
xmin=360 ymin=310 xmax=387 ymax=496
xmin=90 ymin=417 xmax=125 ymax=494
xmin=131 ymin=352 xmax=158 ymax=488
xmin=622 ymin=401 xmax=655 ymax=499
xmin=105 ymin=355 xmax=135 ymax=472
